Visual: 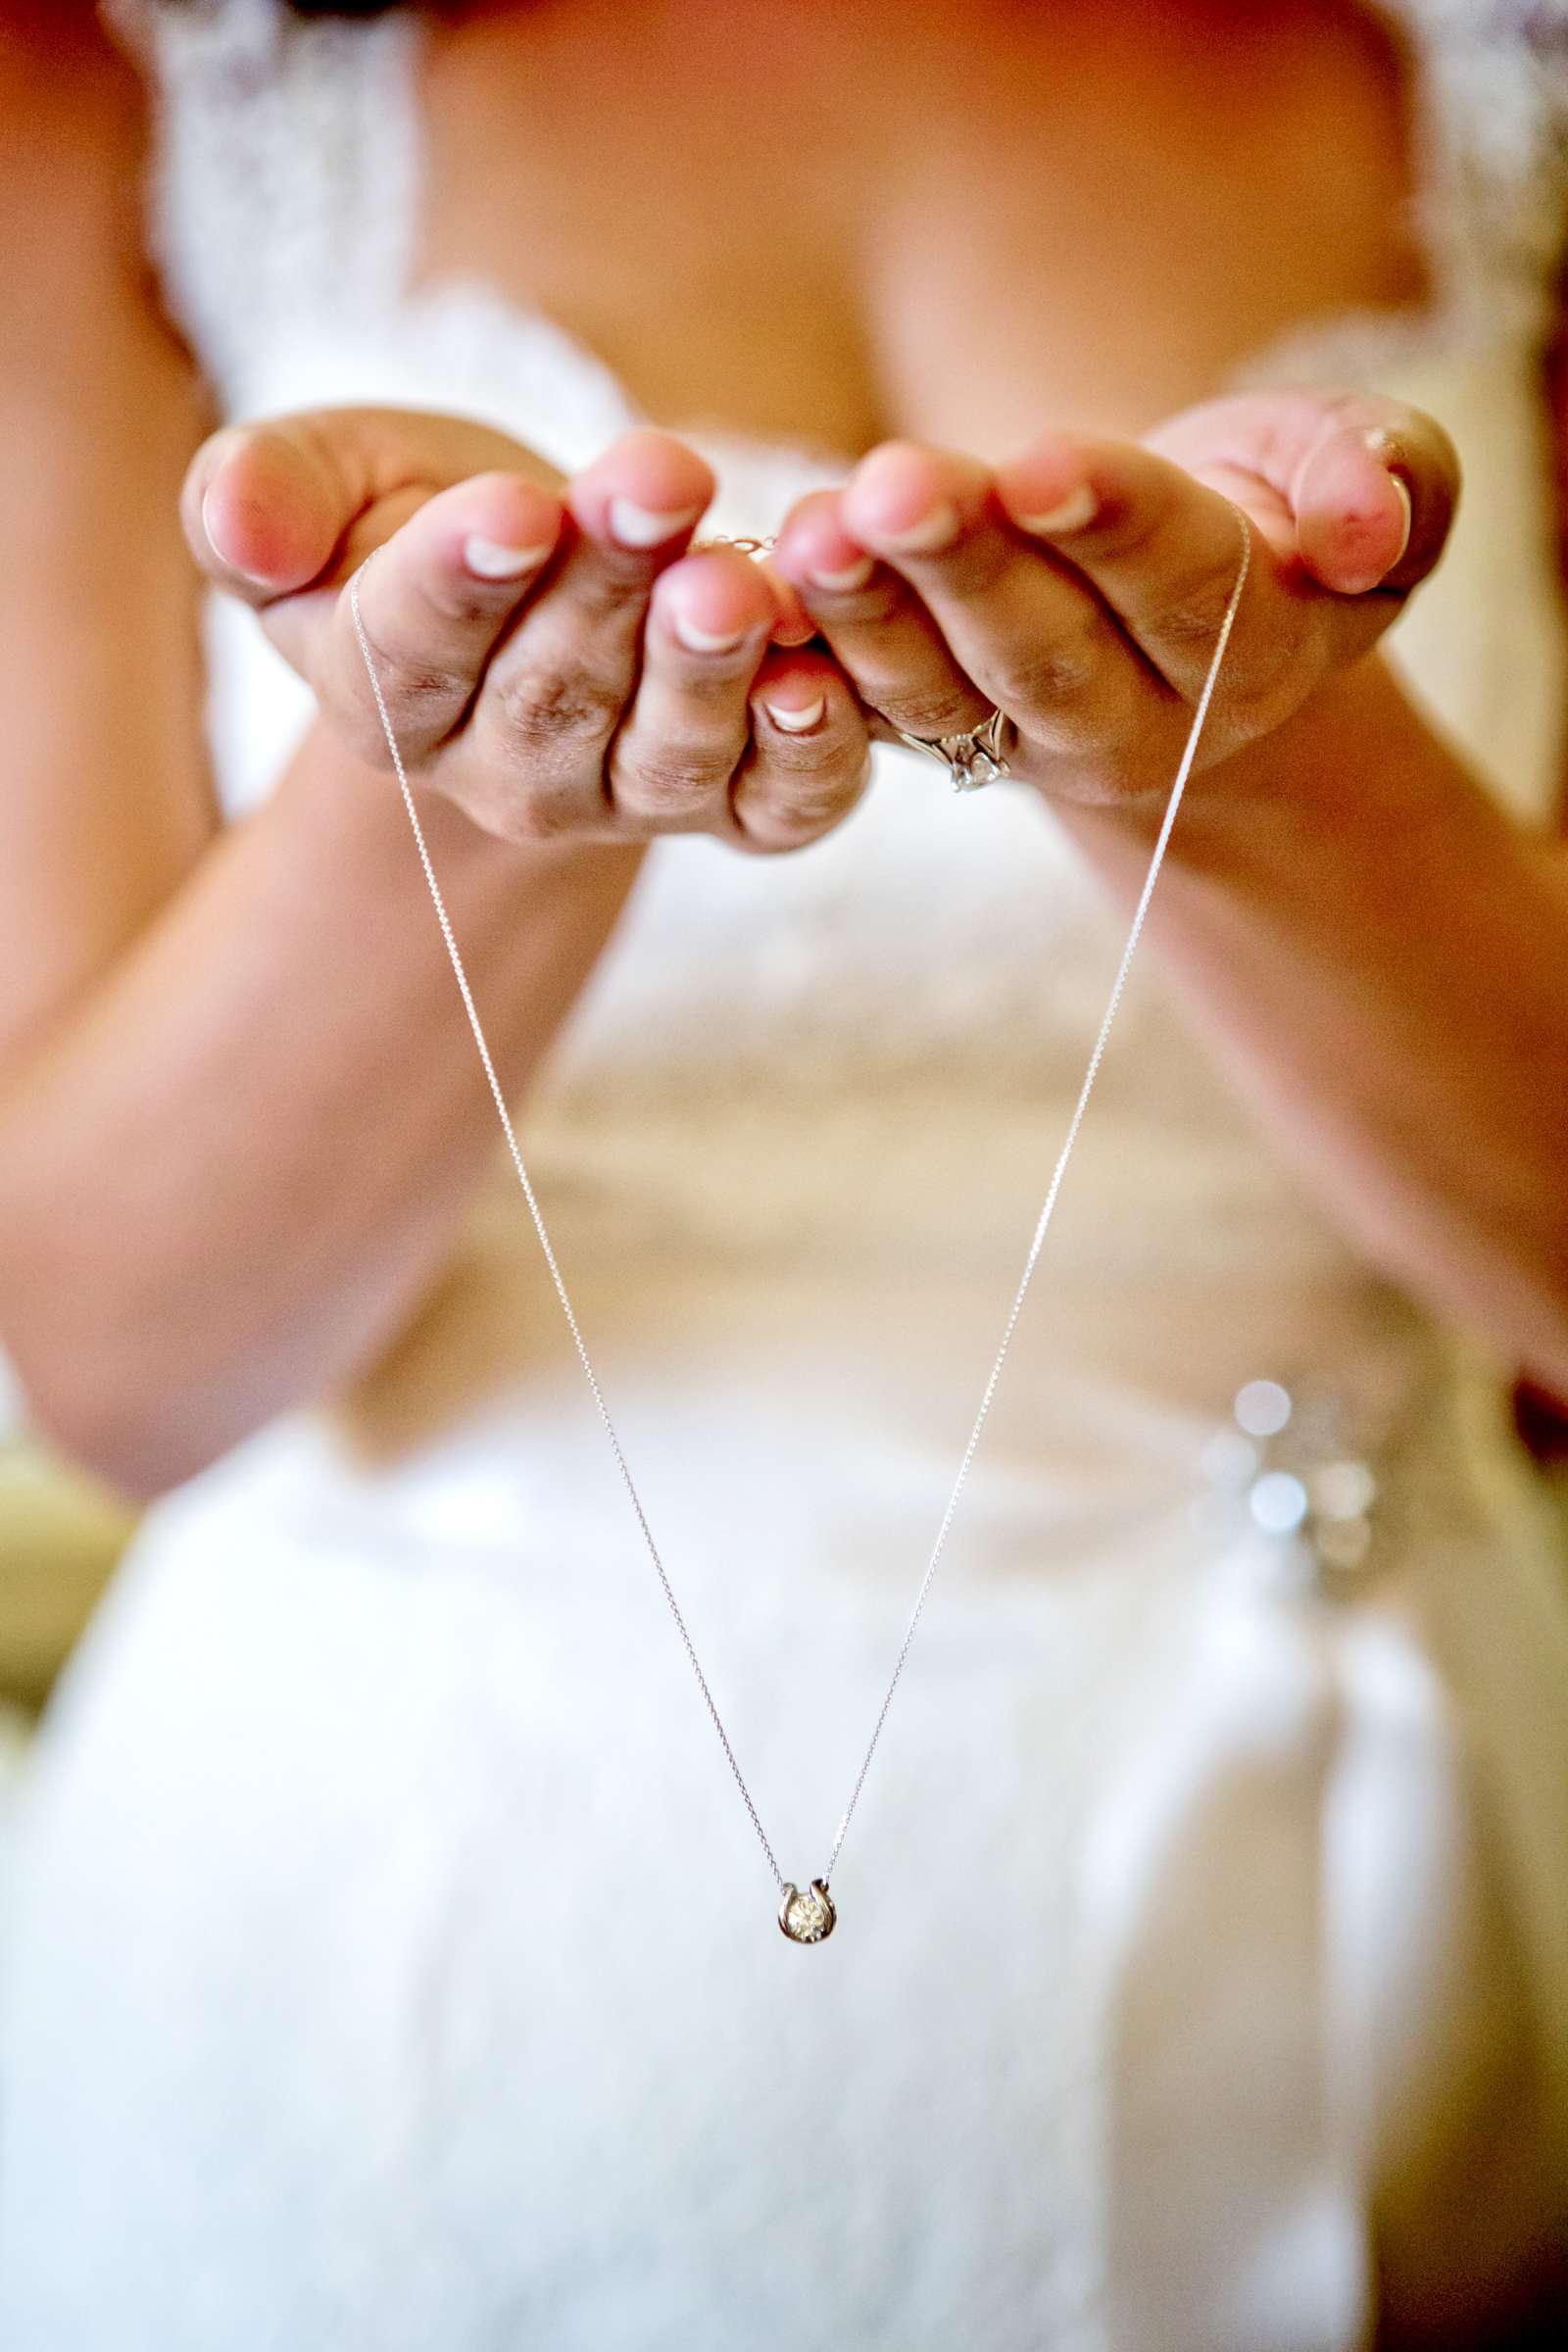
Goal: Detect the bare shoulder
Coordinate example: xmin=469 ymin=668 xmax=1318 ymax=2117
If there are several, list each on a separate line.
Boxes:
xmin=0 ymin=0 xmax=206 ymax=433
xmin=0 ymin=0 xmax=217 ymax=1054
xmin=0 ymin=1 xmax=172 ymax=322
xmin=0 ymin=1 xmax=147 ymax=173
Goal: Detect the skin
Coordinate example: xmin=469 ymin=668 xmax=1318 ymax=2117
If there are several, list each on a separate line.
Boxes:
xmin=0 ymin=0 xmax=1565 ymax=1523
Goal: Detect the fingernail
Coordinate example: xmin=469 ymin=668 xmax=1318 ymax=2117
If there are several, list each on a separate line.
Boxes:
xmin=464 ymin=534 xmax=556 ymax=580
xmin=200 ymin=483 xmax=237 ymax=566
xmin=770 ymin=613 xmax=818 ymax=647
xmin=197 ymin=429 xmax=256 ymax=570
xmin=1013 ymin=485 xmax=1098 ymax=536
xmin=808 ymin=555 xmax=875 ymax=594
xmin=201 ymin=482 xmax=268 ymax=584
xmin=1386 ymin=475 xmax=1412 ymax=570
xmin=672 ymin=612 xmax=749 ymax=654
xmin=872 ymin=500 xmax=958 ymax=555
xmin=762 ymin=694 xmax=826 ymax=733
xmin=607 ymin=497 xmax=705 ymax=550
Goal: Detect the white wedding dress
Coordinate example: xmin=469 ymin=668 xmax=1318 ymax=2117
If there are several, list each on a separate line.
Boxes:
xmin=4 ymin=5 xmax=1568 ymax=2346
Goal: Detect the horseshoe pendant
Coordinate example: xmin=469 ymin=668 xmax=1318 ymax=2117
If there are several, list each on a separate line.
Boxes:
xmin=778 ymin=1879 xmax=837 ymax=1944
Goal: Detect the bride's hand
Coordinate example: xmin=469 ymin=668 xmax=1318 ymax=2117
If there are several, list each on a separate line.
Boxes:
xmin=180 ymin=412 xmax=869 ymax=852
xmin=770 ymin=392 xmax=1459 ymax=803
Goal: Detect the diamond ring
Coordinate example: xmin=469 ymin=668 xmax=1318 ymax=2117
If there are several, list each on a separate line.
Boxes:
xmin=895 ymin=707 xmax=1012 ymax=792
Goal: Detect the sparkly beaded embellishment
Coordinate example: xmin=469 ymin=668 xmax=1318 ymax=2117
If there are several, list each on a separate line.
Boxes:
xmin=1198 ymin=1378 xmax=1383 ymax=1592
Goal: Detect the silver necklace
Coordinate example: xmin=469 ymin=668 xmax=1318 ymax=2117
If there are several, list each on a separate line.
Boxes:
xmin=349 ymin=514 xmax=1251 ymax=1942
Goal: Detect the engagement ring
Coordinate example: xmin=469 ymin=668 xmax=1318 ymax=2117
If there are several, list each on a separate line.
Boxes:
xmin=895 ymin=707 xmax=1012 ymax=792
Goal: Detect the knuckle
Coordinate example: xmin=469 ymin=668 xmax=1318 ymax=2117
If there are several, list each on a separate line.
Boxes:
xmin=665 ymin=646 xmax=760 ymax=698
xmin=931 ymin=534 xmax=1013 ymax=599
xmin=342 ymin=625 xmax=471 ymax=757
xmin=352 ymin=606 xmax=464 ymax=700
xmin=386 ymin=668 xmax=472 ymax=737
xmin=617 ymin=738 xmax=732 ymax=814
xmin=491 ymin=665 xmax=623 ymax=753
xmin=1097 ymin=491 xmax=1167 ymax=565
xmin=992 ymin=631 xmax=1102 ymax=715
xmin=421 ymin=574 xmax=522 ymax=630
xmin=1152 ymin=583 xmax=1236 ymax=660
xmin=753 ymin=722 xmax=844 ymax=779
xmin=566 ymin=554 xmax=658 ymax=618
xmin=751 ymin=747 xmax=865 ymax=838
xmin=880 ymin=684 xmax=981 ymax=741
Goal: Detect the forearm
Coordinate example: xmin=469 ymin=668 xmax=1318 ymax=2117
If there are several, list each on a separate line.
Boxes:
xmin=0 ymin=721 xmax=642 ymax=1494
xmin=1057 ymin=653 xmax=1568 ymax=1386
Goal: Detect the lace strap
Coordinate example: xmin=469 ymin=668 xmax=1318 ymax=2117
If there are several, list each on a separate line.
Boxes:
xmin=101 ymin=0 xmax=423 ymax=406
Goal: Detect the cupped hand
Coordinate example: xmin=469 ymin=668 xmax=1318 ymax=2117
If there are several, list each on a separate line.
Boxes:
xmin=770 ymin=391 xmax=1459 ymax=805
xmin=180 ymin=412 xmax=868 ymax=853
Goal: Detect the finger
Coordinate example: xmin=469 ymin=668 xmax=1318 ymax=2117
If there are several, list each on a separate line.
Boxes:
xmin=314 ymin=470 xmax=564 ymax=765
xmin=840 ymin=441 xmax=1170 ymax=760
xmin=991 ymin=434 xmax=1282 ymax=716
xmin=181 ymin=407 xmax=560 ymax=604
xmin=605 ymin=548 xmax=778 ymax=831
xmin=772 ymin=487 xmax=994 ymax=745
xmin=752 ymin=557 xmax=816 ymax=647
xmin=1145 ymin=389 xmax=1459 ymax=594
xmin=458 ymin=429 xmax=715 ymax=838
xmin=728 ymin=650 xmax=873 ymax=854
xmin=1291 ymin=405 xmax=1453 ymax=594
xmin=685 ymin=538 xmax=814 ymax=645
xmin=994 ymin=420 xmax=1437 ymax=737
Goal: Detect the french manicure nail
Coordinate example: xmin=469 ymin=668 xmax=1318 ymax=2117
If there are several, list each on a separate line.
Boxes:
xmin=464 ymin=534 xmax=556 ymax=580
xmin=808 ymin=555 xmax=875 ymax=593
xmin=873 ymin=501 xmax=959 ymax=555
xmin=201 ymin=482 xmax=268 ymax=583
xmin=770 ymin=614 xmax=818 ymax=648
xmin=672 ymin=612 xmax=749 ymax=654
xmin=1014 ymin=486 xmax=1098 ymax=536
xmin=762 ymin=695 xmax=826 ymax=733
xmin=608 ymin=497 xmax=704 ymax=550
xmin=201 ymin=484 xmax=235 ymax=564
xmin=1386 ymin=475 xmax=1412 ymax=570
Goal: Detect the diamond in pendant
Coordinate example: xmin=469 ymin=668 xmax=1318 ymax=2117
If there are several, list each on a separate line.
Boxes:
xmin=778 ymin=1880 xmax=837 ymax=1944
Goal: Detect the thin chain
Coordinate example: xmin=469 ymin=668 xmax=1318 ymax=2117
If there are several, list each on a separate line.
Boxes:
xmin=349 ymin=574 xmax=787 ymax=1890
xmin=824 ymin=514 xmax=1250 ymax=1881
xmin=349 ymin=510 xmax=1251 ymax=1902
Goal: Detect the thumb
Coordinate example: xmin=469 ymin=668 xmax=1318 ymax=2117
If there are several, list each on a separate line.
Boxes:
xmin=179 ymin=407 xmax=563 ymax=607
xmin=1149 ymin=389 xmax=1460 ymax=598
